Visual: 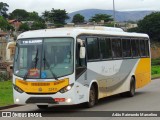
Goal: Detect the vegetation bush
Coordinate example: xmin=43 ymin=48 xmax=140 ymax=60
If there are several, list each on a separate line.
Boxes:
xmin=151 ymin=58 xmax=160 ymax=66
xmin=152 ymin=66 xmax=160 ymax=75
xmin=151 ymin=58 xmax=160 ymax=78
xmin=0 ymin=72 xmax=9 ymax=81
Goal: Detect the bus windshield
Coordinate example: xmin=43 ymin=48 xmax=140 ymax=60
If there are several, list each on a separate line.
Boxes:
xmin=14 ymin=38 xmax=74 ymax=79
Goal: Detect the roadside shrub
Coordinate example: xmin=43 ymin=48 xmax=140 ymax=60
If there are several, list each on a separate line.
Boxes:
xmin=151 ymin=58 xmax=160 ymax=66
xmin=151 ymin=66 xmax=160 ymax=75
xmin=0 ymin=72 xmax=8 ymax=81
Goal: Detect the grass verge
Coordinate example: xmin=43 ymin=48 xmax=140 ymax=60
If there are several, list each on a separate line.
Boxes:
xmin=151 ymin=58 xmax=160 ymax=79
xmin=152 ymin=73 xmax=160 ymax=79
xmin=0 ymin=80 xmax=14 ymax=107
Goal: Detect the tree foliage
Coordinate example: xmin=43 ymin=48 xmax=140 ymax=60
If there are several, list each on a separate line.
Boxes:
xmin=51 ymin=9 xmax=69 ymax=25
xmin=10 ymin=9 xmax=29 ymax=20
xmin=42 ymin=10 xmax=50 ymax=22
xmin=104 ymin=23 xmax=115 ymax=27
xmin=0 ymin=2 xmax=9 ymax=18
xmin=0 ymin=16 xmax=12 ymax=31
xmin=31 ymin=21 xmax=46 ymax=30
xmin=89 ymin=14 xmax=113 ymax=23
xmin=72 ymin=14 xmax=84 ymax=24
xmin=28 ymin=11 xmax=42 ymax=21
xmin=138 ymin=12 xmax=160 ymax=41
xmin=42 ymin=9 xmax=69 ymax=27
xmin=19 ymin=23 xmax=29 ymax=31
xmin=127 ymin=27 xmax=139 ymax=32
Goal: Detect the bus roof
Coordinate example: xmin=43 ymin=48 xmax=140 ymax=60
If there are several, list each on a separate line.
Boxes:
xmin=17 ymin=26 xmax=149 ymax=39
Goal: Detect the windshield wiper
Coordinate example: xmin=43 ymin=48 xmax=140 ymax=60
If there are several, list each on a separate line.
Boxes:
xmin=43 ymin=50 xmax=58 ymax=80
xmin=34 ymin=48 xmax=39 ymax=68
xmin=23 ymin=48 xmax=39 ymax=80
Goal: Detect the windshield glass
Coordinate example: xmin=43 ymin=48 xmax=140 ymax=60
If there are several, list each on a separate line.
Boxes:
xmin=14 ymin=38 xmax=74 ymax=79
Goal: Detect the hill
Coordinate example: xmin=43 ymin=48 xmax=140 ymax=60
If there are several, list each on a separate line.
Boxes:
xmin=68 ymin=9 xmax=155 ymax=22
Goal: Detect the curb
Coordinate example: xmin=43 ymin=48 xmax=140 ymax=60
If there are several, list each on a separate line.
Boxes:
xmin=152 ymin=77 xmax=160 ymax=80
xmin=0 ymin=104 xmax=23 ymax=110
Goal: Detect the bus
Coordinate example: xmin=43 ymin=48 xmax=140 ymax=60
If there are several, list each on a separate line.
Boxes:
xmin=13 ymin=26 xmax=151 ymax=109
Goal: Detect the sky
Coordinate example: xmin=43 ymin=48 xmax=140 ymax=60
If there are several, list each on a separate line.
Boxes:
xmin=1 ymin=0 xmax=160 ymax=14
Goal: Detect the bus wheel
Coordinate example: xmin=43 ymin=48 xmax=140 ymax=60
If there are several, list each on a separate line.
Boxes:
xmin=121 ymin=77 xmax=135 ymax=97
xmin=86 ymin=85 xmax=96 ymax=108
xmin=37 ymin=105 xmax=48 ymax=109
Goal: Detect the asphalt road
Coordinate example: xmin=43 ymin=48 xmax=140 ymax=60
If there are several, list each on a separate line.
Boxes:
xmin=1 ymin=79 xmax=160 ymax=120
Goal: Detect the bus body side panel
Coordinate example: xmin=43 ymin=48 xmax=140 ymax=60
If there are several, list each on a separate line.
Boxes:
xmin=77 ymin=59 xmax=140 ymax=99
xmin=135 ymin=58 xmax=151 ymax=89
xmin=75 ymin=74 xmax=91 ymax=103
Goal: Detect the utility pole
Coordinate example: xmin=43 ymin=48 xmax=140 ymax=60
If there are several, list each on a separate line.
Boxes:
xmin=113 ymin=0 xmax=116 ymax=27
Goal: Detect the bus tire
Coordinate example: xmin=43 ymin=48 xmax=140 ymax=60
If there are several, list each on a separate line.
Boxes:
xmin=121 ymin=77 xmax=135 ymax=97
xmin=37 ymin=105 xmax=48 ymax=109
xmin=85 ymin=85 xmax=96 ymax=108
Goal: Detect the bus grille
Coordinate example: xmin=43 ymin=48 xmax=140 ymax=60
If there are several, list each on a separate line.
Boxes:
xmin=31 ymin=83 xmax=50 ymax=86
xmin=26 ymin=97 xmax=58 ymax=104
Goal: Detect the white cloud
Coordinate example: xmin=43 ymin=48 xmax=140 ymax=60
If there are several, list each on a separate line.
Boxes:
xmin=1 ymin=0 xmax=160 ymax=14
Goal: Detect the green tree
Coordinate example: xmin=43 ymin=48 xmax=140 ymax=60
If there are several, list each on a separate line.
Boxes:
xmin=31 ymin=21 xmax=46 ymax=30
xmin=42 ymin=10 xmax=50 ymax=22
xmin=127 ymin=27 xmax=139 ymax=32
xmin=28 ymin=11 xmax=43 ymax=22
xmin=0 ymin=2 xmax=9 ymax=18
xmin=42 ymin=9 xmax=69 ymax=27
xmin=89 ymin=14 xmax=113 ymax=23
xmin=51 ymin=9 xmax=69 ymax=25
xmin=0 ymin=16 xmax=11 ymax=31
xmin=104 ymin=23 xmax=114 ymax=27
xmin=138 ymin=12 xmax=160 ymax=41
xmin=19 ymin=23 xmax=29 ymax=31
xmin=72 ymin=14 xmax=84 ymax=24
xmin=10 ymin=9 xmax=29 ymax=20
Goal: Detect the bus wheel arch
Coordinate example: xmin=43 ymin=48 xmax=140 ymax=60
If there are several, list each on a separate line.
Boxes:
xmin=121 ymin=76 xmax=136 ymax=97
xmin=130 ymin=75 xmax=136 ymax=96
xmin=86 ymin=81 xmax=99 ymax=108
xmin=132 ymin=75 xmax=136 ymax=85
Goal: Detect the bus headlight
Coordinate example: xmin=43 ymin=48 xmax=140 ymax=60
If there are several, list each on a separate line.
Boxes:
xmin=15 ymin=98 xmax=20 ymax=102
xmin=13 ymin=84 xmax=24 ymax=93
xmin=59 ymin=83 xmax=74 ymax=93
xmin=66 ymin=98 xmax=72 ymax=103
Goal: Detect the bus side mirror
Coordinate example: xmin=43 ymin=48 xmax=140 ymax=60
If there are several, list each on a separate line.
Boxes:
xmin=80 ymin=47 xmax=86 ymax=59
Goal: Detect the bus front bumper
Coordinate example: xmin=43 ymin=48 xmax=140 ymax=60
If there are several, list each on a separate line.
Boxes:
xmin=13 ymin=89 xmax=77 ymax=105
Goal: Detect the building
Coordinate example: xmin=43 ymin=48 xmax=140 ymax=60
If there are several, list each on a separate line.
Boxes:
xmin=45 ymin=21 xmax=55 ymax=28
xmin=21 ymin=21 xmax=34 ymax=28
xmin=0 ymin=32 xmax=7 ymax=62
xmin=8 ymin=19 xmax=22 ymax=31
xmin=116 ymin=22 xmax=138 ymax=31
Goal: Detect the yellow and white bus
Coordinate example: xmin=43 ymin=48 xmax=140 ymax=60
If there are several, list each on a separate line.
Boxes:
xmin=13 ymin=27 xmax=151 ymax=109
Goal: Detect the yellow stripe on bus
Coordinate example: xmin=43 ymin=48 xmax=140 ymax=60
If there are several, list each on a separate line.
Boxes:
xmin=15 ymin=78 xmax=69 ymax=93
xmin=135 ymin=58 xmax=151 ymax=89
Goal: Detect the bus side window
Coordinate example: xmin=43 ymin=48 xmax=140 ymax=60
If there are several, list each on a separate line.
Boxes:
xmin=112 ymin=38 xmax=122 ymax=58
xmin=87 ymin=37 xmax=100 ymax=60
xmin=145 ymin=40 xmax=149 ymax=57
xmin=122 ymin=39 xmax=131 ymax=58
xmin=140 ymin=40 xmax=146 ymax=57
xmin=99 ymin=37 xmax=112 ymax=59
xmin=131 ymin=39 xmax=140 ymax=57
